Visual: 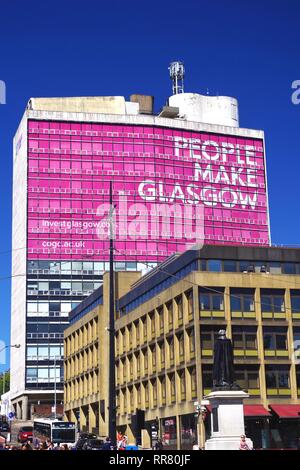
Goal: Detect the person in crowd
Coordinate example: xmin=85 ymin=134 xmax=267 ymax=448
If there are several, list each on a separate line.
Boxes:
xmin=102 ymin=437 xmax=113 ymax=450
xmin=239 ymin=434 xmax=253 ymax=450
xmin=154 ymin=439 xmax=164 ymax=450
xmin=61 ymin=444 xmax=70 ymax=450
xmin=192 ymin=440 xmax=200 ymax=450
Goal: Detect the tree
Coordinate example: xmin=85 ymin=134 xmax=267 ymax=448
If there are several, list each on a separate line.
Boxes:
xmin=0 ymin=370 xmax=10 ymax=394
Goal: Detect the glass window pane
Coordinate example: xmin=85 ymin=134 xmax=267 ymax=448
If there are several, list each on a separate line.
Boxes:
xmin=248 ymin=373 xmax=259 ymax=388
xmin=276 ymin=335 xmax=287 ymax=349
xmin=291 ymin=296 xmax=300 ymax=313
xmin=27 ymin=347 xmax=37 ymax=358
xmin=201 ymin=334 xmax=212 ymax=349
xmin=38 ymin=347 xmax=49 ymax=357
xmin=274 ymin=296 xmax=285 ymax=312
xmin=245 ymin=334 xmax=257 ymax=349
xmin=38 ymin=302 xmax=49 ymax=313
xmin=200 ymin=294 xmax=210 ymax=310
xmin=230 ymin=295 xmax=241 ymax=311
xmin=261 ymin=296 xmax=272 ymax=312
xmin=244 ymin=295 xmax=255 ymax=312
xmin=266 ymin=372 xmax=276 ymax=388
xmin=212 ymin=295 xmax=223 ymax=310
xmin=224 ymin=260 xmax=237 ymax=272
xmin=61 ymin=262 xmax=72 ymax=274
xmin=27 ymin=368 xmax=37 ymax=377
xmin=283 ymin=263 xmax=296 ymax=274
xmin=38 ymin=368 xmax=49 ymax=379
xmin=264 ymin=334 xmax=274 ymax=349
xmin=208 ymin=260 xmax=222 ymax=272
xmin=278 ymin=372 xmax=289 ymax=388
xmin=233 ymin=334 xmax=243 ymax=349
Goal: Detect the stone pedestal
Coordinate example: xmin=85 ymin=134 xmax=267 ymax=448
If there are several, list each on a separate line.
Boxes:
xmin=205 ymin=390 xmax=249 ymax=451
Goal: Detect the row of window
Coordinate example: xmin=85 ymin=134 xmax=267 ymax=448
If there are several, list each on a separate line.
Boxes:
xmin=27 ymin=281 xmax=101 ymax=295
xmin=200 ymin=259 xmax=300 ymax=275
xmin=27 ymin=260 xmax=142 ymax=274
xmin=201 ymin=326 xmax=300 ymax=352
xmin=200 ymin=288 xmax=300 ymax=314
xmin=27 ymin=301 xmax=81 ymax=317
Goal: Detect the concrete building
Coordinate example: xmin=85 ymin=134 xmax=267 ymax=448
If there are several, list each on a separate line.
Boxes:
xmin=64 ymin=245 xmax=300 ymax=449
xmin=11 ymin=65 xmax=270 ymax=418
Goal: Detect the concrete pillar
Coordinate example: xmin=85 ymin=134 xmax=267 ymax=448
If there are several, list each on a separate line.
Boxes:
xmin=89 ymin=404 xmax=96 ymax=433
xmin=176 ymin=414 xmax=181 ymax=450
xmin=16 ymin=401 xmax=22 ymax=419
xmin=22 ymin=396 xmax=28 ymax=421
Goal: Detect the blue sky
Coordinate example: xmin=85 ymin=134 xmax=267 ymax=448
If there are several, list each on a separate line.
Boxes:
xmin=0 ymin=0 xmax=299 ymax=372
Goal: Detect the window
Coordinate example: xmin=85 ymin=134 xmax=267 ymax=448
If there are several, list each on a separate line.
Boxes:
xmin=158 ymin=307 xmax=164 ymax=332
xmin=199 ymin=289 xmax=224 ymax=311
xmin=144 ymin=382 xmax=149 ymax=406
xmin=136 ymin=354 xmax=140 ymax=374
xmin=150 ymin=312 xmax=155 ymax=337
xmin=230 ymin=289 xmax=255 ymax=312
xmin=179 ymin=371 xmax=186 ymax=399
xmin=224 ymin=260 xmax=237 ymax=272
xmin=265 ymin=366 xmax=290 ymax=389
xmin=186 ymin=290 xmax=193 ymax=317
xmin=27 ymin=346 xmax=37 ymax=359
xmin=160 ymin=376 xmax=166 ymax=404
xmin=200 ymin=328 xmax=220 ymax=352
xmin=235 ymin=366 xmax=259 ymax=390
xmin=159 ymin=342 xmax=165 ymax=364
xmin=151 ymin=347 xmax=156 ymax=369
xmin=261 ymin=290 xmax=285 ymax=313
xmin=143 ymin=351 xmax=148 ymax=373
xmin=143 ymin=317 xmax=147 ymax=341
xmin=263 ymin=328 xmax=288 ymax=350
xmin=232 ymin=327 xmax=257 ymax=350
xmin=202 ymin=367 xmax=213 ymax=390
xmin=188 ymin=329 xmax=195 ymax=354
xmin=207 ymin=260 xmax=222 ymax=272
xmin=167 ymin=302 xmax=173 ymax=328
xmin=135 ymin=321 xmax=140 ymax=344
xmin=170 ymin=374 xmax=176 ymax=401
xmin=190 ymin=368 xmax=197 ymax=398
xmin=169 ymin=337 xmax=174 ymax=363
xmin=178 ymin=334 xmax=185 ymax=359
xmin=291 ymin=291 xmax=300 ymax=313
xmin=176 ymin=296 xmax=183 ymax=321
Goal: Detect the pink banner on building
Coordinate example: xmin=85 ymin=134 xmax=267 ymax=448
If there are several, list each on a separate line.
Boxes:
xmin=27 ymin=120 xmax=269 ymax=261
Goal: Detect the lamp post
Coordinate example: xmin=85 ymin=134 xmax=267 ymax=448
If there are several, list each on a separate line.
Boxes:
xmin=108 ymin=181 xmax=116 ymax=447
xmin=0 ymin=344 xmax=21 ymax=396
xmin=52 ymin=355 xmax=61 ymax=420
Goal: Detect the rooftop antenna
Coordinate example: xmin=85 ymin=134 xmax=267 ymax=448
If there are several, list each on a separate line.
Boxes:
xmin=169 ymin=61 xmax=185 ymax=95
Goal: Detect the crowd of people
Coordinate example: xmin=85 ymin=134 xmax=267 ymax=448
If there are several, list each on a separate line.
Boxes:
xmin=0 ymin=439 xmax=72 ymax=451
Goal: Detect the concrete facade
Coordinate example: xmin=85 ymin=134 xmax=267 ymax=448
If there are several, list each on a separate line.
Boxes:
xmin=64 ymin=246 xmax=300 ymax=449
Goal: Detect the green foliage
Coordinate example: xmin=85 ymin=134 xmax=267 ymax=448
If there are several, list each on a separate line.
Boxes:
xmin=0 ymin=371 xmax=10 ymax=394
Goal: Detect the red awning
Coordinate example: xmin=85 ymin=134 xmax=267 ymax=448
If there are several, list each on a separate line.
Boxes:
xmin=243 ymin=405 xmax=270 ymax=417
xmin=269 ymin=405 xmax=300 ymax=418
xmin=205 ymin=404 xmax=270 ymax=417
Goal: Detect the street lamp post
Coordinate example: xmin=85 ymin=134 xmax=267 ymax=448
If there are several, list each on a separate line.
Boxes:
xmin=53 ymin=355 xmax=61 ymax=420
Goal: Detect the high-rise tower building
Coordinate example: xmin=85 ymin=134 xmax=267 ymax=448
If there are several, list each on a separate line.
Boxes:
xmin=10 ymin=72 xmax=270 ymax=418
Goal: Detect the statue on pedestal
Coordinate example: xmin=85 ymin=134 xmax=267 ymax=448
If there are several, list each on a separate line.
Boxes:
xmin=212 ymin=329 xmax=240 ymax=391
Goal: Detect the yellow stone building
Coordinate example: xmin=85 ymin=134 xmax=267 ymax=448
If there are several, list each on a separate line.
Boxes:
xmin=64 ymin=246 xmax=300 ymax=449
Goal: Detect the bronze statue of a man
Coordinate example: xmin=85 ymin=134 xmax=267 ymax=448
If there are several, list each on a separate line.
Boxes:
xmin=212 ymin=329 xmax=240 ymax=391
